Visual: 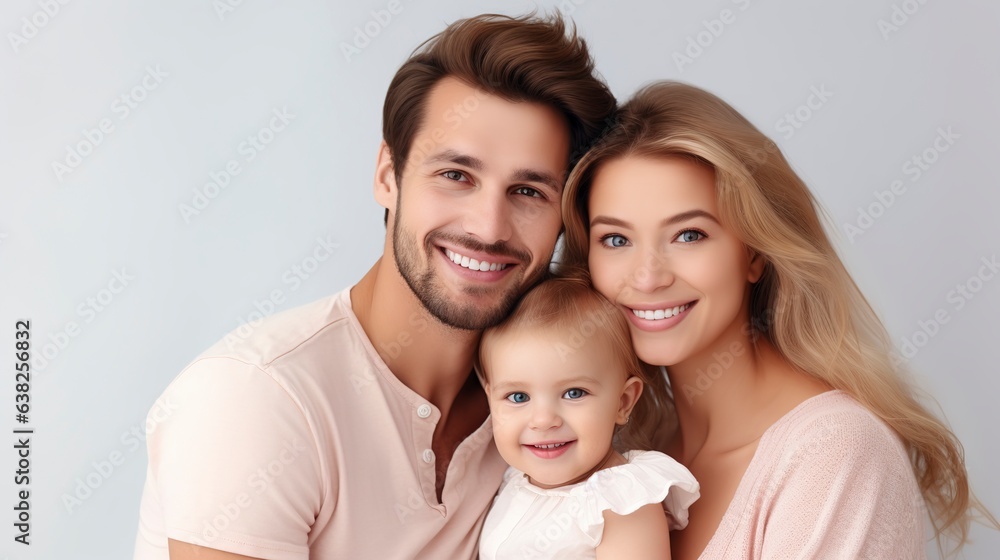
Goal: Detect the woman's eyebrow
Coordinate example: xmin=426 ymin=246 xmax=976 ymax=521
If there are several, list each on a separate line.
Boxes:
xmin=590 ymin=209 xmax=720 ymax=228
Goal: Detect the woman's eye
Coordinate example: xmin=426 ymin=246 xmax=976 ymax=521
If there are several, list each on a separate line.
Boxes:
xmin=563 ymin=388 xmax=586 ymax=399
xmin=599 ymin=234 xmax=629 ymax=248
xmin=442 ymin=170 xmax=467 ymax=182
xmin=676 ymin=230 xmax=705 ymax=243
xmin=505 ymin=392 xmax=529 ymax=403
xmin=513 ymin=186 xmax=543 ymax=198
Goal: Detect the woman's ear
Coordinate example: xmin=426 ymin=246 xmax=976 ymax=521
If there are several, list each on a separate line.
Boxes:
xmin=617 ymin=376 xmax=644 ymax=425
xmin=747 ymin=250 xmax=766 ymax=284
xmin=374 ymin=140 xmax=398 ymax=214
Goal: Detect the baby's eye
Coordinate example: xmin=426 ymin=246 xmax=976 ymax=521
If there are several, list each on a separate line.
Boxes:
xmin=563 ymin=388 xmax=587 ymax=400
xmin=599 ymin=234 xmax=629 ymax=248
xmin=675 ymin=229 xmax=705 ymax=243
xmin=505 ymin=392 xmax=529 ymax=403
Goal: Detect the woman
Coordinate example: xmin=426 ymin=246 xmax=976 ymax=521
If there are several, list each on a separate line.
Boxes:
xmin=559 ymin=81 xmax=996 ymax=558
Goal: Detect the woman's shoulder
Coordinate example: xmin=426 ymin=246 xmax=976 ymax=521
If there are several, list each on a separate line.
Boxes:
xmin=720 ymin=391 xmax=928 ymax=558
xmin=769 ymin=390 xmax=903 ymax=449
xmin=758 ymin=389 xmax=916 ymax=484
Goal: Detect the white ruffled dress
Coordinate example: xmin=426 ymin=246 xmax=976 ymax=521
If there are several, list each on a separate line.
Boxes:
xmin=478 ymin=450 xmax=700 ymax=559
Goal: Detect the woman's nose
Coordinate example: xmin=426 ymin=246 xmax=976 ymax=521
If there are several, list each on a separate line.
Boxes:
xmin=623 ymin=248 xmax=675 ymax=296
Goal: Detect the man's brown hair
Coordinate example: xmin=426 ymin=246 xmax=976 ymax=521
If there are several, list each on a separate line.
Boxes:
xmin=381 ymin=12 xmax=616 ymax=223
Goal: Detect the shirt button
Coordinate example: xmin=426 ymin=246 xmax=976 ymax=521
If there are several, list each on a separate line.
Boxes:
xmin=417 ymin=404 xmax=432 ymax=419
xmin=422 ymin=449 xmax=435 ymax=463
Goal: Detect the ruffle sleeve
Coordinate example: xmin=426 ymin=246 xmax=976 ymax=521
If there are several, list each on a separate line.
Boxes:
xmin=579 ymin=450 xmax=700 ymax=544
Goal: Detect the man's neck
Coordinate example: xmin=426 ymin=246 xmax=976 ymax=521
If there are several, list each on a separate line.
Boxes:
xmin=350 ymin=257 xmax=480 ymax=415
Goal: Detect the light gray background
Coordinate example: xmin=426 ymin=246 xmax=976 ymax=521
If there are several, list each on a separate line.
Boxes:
xmin=2 ymin=0 xmax=997 ymax=558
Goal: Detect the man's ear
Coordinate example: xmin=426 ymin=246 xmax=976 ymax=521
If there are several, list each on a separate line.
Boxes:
xmin=374 ymin=140 xmax=398 ymax=213
xmin=617 ymin=376 xmax=644 ymax=425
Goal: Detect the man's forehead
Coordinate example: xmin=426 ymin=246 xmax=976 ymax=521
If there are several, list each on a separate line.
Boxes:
xmin=402 ymin=77 xmax=571 ymax=188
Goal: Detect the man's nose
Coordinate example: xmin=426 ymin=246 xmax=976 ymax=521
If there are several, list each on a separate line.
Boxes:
xmin=463 ymin=186 xmax=513 ymax=245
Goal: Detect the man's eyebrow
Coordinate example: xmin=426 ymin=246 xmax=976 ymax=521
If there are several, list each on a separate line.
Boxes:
xmin=512 ymin=168 xmax=561 ymax=192
xmin=590 ymin=209 xmax=720 ymax=228
xmin=425 ymin=150 xmax=485 ymax=171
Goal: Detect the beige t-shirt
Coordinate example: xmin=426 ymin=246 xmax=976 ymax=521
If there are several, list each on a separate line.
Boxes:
xmin=699 ymin=390 xmax=928 ymax=559
xmin=133 ymin=288 xmax=507 ymax=559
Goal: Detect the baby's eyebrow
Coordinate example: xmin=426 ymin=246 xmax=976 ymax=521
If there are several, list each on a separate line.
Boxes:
xmin=490 ymin=381 xmax=527 ymax=394
xmin=491 ymin=375 xmax=603 ymax=394
xmin=558 ymin=375 xmax=603 ymax=385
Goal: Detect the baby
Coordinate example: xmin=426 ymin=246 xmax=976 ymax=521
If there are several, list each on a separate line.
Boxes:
xmin=476 ymin=274 xmax=699 ymax=559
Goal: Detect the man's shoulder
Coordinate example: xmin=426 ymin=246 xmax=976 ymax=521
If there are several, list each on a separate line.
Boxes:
xmin=152 ymin=287 xmax=368 ymax=429
xmin=197 ymin=287 xmax=356 ymax=369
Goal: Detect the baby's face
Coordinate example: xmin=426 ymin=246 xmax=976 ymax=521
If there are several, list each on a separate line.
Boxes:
xmin=483 ymin=327 xmax=637 ymax=488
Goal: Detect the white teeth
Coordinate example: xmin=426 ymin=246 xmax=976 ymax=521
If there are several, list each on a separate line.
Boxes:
xmin=445 ymin=249 xmax=508 ymax=272
xmin=632 ymin=303 xmax=691 ymax=320
xmin=533 ymin=442 xmax=567 ymax=449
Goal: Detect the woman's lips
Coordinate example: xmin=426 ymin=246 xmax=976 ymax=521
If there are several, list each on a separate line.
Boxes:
xmin=625 ymin=301 xmax=696 ymax=332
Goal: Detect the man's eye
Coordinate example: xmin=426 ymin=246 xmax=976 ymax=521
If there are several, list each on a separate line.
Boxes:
xmin=563 ymin=388 xmax=586 ymax=399
xmin=514 ymin=186 xmax=543 ymax=198
xmin=505 ymin=392 xmax=529 ymax=403
xmin=443 ymin=170 xmax=467 ymax=182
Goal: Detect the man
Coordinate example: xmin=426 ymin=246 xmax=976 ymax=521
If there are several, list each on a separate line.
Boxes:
xmin=133 ymin=13 xmax=615 ymax=560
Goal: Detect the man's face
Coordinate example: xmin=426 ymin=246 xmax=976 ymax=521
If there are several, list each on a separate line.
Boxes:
xmin=383 ymin=77 xmax=569 ymax=330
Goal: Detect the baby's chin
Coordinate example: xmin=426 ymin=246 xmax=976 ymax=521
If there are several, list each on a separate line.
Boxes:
xmin=526 ymin=473 xmax=573 ymax=489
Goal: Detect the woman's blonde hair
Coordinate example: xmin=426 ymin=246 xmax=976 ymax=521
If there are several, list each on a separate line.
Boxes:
xmin=559 ymin=80 xmax=996 ymax=554
xmin=476 ymin=271 xmax=672 ymax=453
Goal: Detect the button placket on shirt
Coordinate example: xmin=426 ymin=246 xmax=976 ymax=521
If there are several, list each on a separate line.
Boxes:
xmin=412 ymin=401 xmax=442 ymax=510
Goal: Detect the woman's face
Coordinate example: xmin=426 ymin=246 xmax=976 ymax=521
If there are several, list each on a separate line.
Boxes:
xmin=587 ymin=156 xmax=763 ymax=367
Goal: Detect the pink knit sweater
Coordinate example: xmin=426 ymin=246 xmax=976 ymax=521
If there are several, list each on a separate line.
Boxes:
xmin=698 ymin=390 xmax=927 ymax=559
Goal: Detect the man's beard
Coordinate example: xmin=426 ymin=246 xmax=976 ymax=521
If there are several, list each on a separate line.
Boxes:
xmin=392 ymin=208 xmax=549 ymax=331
